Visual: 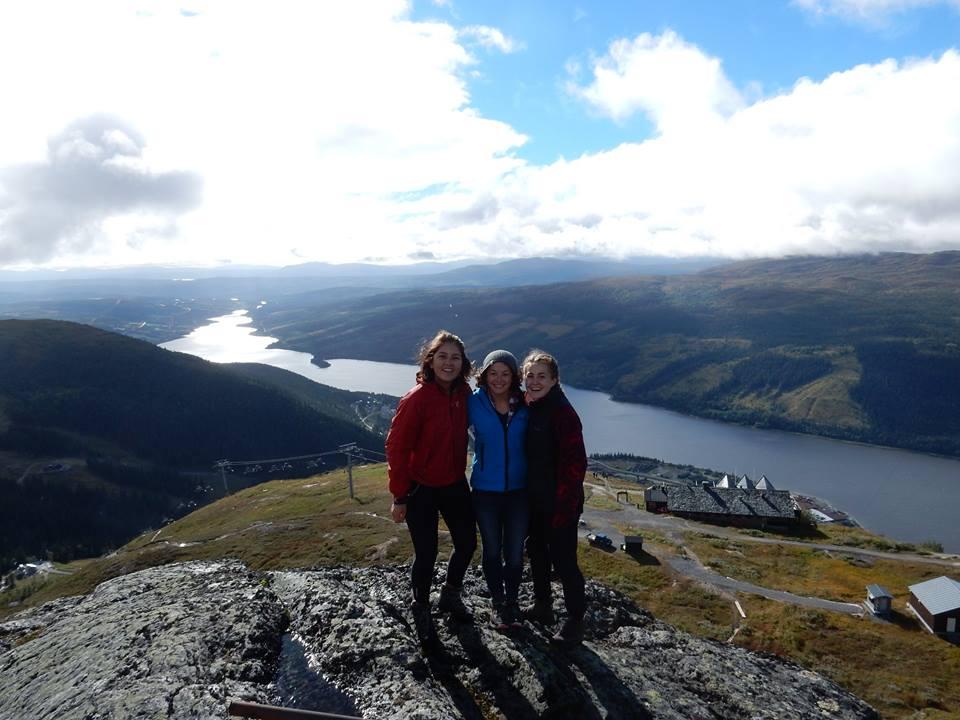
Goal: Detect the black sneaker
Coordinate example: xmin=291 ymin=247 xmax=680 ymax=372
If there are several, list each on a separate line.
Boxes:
xmin=522 ymin=600 xmax=555 ymax=626
xmin=551 ymin=617 xmax=585 ymax=645
xmin=437 ymin=583 xmax=472 ymax=623
xmin=411 ymin=601 xmax=438 ymax=654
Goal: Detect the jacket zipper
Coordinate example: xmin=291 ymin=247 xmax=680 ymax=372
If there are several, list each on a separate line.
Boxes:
xmin=502 ymin=406 xmax=511 ymax=492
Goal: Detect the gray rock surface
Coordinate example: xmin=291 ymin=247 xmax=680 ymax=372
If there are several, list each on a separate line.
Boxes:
xmin=0 ymin=560 xmax=284 ymax=720
xmin=0 ymin=560 xmax=879 ymax=720
xmin=270 ymin=565 xmax=878 ymax=720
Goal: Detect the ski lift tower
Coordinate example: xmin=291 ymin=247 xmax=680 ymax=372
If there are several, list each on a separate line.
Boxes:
xmin=213 ymin=459 xmax=231 ymax=493
xmin=339 ymin=443 xmax=357 ymax=499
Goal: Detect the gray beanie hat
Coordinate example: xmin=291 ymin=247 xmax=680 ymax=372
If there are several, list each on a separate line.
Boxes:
xmin=480 ymin=349 xmax=518 ymax=376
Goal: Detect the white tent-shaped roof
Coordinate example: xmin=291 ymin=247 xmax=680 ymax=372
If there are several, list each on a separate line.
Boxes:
xmin=754 ymin=475 xmax=775 ymax=490
xmin=716 ymin=474 xmax=733 ymax=488
xmin=736 ymin=474 xmax=755 ymax=490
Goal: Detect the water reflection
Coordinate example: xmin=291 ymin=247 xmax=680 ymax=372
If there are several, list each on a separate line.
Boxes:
xmin=272 ymin=634 xmax=359 ymax=716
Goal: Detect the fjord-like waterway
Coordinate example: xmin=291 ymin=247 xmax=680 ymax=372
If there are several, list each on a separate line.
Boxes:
xmin=162 ymin=311 xmax=960 ymax=551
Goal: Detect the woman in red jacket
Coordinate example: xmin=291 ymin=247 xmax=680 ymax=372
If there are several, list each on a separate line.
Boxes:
xmin=386 ymin=330 xmax=477 ymax=651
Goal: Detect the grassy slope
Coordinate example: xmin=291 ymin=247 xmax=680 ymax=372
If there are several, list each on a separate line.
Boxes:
xmin=4 ymin=463 xmax=958 ymax=718
xmin=253 ymin=252 xmax=960 ymax=456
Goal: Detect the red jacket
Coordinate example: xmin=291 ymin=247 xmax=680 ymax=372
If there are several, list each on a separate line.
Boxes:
xmin=386 ymin=380 xmax=469 ymax=500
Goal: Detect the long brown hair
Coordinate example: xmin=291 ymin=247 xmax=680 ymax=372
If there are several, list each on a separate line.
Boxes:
xmin=416 ymin=330 xmax=474 ymax=385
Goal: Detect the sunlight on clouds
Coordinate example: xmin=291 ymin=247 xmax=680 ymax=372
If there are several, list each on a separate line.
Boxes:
xmin=0 ymin=0 xmax=524 ymax=267
xmin=448 ymin=44 xmax=960 ymax=260
xmin=2 ymin=3 xmax=960 ymax=266
xmin=566 ymin=31 xmax=743 ymax=131
xmin=794 ymin=0 xmax=960 ymax=22
xmin=459 ymin=26 xmax=522 ymax=54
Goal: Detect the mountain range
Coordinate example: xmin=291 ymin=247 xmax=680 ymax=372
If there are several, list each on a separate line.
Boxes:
xmin=252 ymin=252 xmax=960 ymax=457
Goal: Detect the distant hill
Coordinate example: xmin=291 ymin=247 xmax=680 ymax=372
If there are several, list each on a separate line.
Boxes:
xmin=0 ymin=256 xmax=718 ymax=344
xmin=0 ymin=319 xmax=380 ymax=466
xmin=0 ymin=319 xmax=382 ymax=568
xmin=253 ymin=252 xmax=960 ymax=457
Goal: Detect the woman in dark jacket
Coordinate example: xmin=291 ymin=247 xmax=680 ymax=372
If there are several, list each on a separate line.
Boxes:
xmin=522 ymin=349 xmax=588 ymax=643
xmin=386 ymin=330 xmax=477 ymax=652
xmin=468 ymin=349 xmax=528 ymax=630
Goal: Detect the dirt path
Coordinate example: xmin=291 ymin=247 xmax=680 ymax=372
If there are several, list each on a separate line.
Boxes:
xmin=578 ymin=482 xmax=951 ymax=619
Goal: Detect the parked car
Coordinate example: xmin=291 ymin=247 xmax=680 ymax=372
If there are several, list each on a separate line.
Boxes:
xmin=587 ymin=533 xmax=614 ymax=550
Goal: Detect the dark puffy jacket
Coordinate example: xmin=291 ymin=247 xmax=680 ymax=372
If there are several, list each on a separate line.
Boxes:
xmin=385 ymin=380 xmax=469 ymax=500
xmin=467 ymin=388 xmax=528 ymax=492
xmin=525 ymin=384 xmax=586 ymax=527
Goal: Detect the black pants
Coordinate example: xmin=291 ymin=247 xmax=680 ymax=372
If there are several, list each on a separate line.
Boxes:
xmin=527 ymin=508 xmax=585 ymax=620
xmin=405 ymin=478 xmax=477 ymax=603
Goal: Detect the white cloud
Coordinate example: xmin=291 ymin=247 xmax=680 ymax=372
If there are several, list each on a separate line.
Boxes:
xmin=0 ymin=115 xmax=202 ymax=264
xmin=794 ymin=0 xmax=960 ymax=22
xmin=0 ymin=0 xmax=525 ymax=267
xmin=459 ymin=25 xmax=521 ymax=54
xmin=428 ymin=42 xmax=960 ymax=260
xmin=2 ymin=6 xmax=960 ymax=268
xmin=566 ymin=30 xmax=743 ymax=131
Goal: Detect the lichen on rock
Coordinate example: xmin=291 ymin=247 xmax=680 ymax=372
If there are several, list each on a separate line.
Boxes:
xmin=0 ymin=560 xmax=879 ymax=720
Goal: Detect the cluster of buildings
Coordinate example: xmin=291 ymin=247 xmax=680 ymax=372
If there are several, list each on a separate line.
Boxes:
xmin=864 ymin=576 xmax=960 ymax=639
xmin=637 ymin=472 xmax=960 ymax=640
xmin=643 ymin=474 xmax=800 ymax=530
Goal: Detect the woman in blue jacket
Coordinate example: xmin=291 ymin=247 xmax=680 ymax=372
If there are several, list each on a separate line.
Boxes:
xmin=468 ymin=349 xmax=528 ymax=630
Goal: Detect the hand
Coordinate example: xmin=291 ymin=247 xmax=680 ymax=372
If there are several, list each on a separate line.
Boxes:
xmin=391 ymin=502 xmax=407 ymax=523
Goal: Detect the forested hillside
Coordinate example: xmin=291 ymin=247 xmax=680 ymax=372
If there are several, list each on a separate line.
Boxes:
xmin=253 ymin=252 xmax=960 ymax=456
xmin=0 ymin=319 xmax=381 ymax=568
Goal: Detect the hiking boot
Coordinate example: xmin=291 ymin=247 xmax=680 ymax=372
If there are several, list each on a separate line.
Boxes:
xmin=522 ymin=600 xmax=555 ymax=626
xmin=437 ymin=583 xmax=471 ymax=623
xmin=551 ymin=617 xmax=585 ymax=645
xmin=503 ymin=601 xmax=523 ymax=630
xmin=491 ymin=602 xmax=510 ymax=631
xmin=411 ymin=601 xmax=438 ymax=654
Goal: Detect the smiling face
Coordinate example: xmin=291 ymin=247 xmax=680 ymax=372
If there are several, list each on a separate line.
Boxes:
xmin=431 ymin=341 xmax=463 ymax=389
xmin=524 ymin=361 xmax=558 ymax=402
xmin=484 ymin=361 xmax=514 ymax=401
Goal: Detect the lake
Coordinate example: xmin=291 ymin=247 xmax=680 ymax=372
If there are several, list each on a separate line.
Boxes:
xmin=162 ymin=311 xmax=960 ymax=551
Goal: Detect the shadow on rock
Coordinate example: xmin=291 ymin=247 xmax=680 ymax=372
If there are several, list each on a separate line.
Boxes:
xmin=452 ymin=620 xmax=543 ymax=720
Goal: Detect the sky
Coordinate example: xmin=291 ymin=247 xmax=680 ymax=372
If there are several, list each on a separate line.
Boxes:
xmin=2 ymin=0 xmax=960 ymax=269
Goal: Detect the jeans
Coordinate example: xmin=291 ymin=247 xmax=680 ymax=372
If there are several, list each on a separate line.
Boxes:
xmin=473 ymin=489 xmax=529 ymax=605
xmin=405 ymin=477 xmax=477 ymax=603
xmin=527 ymin=508 xmax=585 ymax=620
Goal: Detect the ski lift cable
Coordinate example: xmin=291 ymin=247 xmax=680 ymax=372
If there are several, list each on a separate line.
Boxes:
xmin=216 ymin=447 xmax=346 ymax=468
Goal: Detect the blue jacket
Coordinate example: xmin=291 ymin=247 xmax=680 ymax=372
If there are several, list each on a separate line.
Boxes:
xmin=468 ymin=388 xmax=528 ymax=492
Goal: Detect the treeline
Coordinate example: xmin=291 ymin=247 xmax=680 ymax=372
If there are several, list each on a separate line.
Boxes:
xmin=720 ymin=353 xmax=833 ymax=395
xmin=0 ymin=471 xmax=192 ymax=570
xmin=85 ymin=456 xmax=199 ymax=496
xmin=0 ymin=319 xmax=379 ymax=468
xmin=853 ymin=341 xmax=960 ymax=455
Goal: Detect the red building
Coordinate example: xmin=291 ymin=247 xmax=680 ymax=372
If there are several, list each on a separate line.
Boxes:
xmin=908 ymin=576 xmax=960 ymax=636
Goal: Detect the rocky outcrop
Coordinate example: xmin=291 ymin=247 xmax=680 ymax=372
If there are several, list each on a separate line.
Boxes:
xmin=272 ymin=565 xmax=878 ymax=720
xmin=0 ymin=561 xmax=284 ymax=720
xmin=0 ymin=560 xmax=878 ymax=720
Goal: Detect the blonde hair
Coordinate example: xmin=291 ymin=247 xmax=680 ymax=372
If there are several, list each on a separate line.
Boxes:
xmin=521 ymin=349 xmax=559 ymax=381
